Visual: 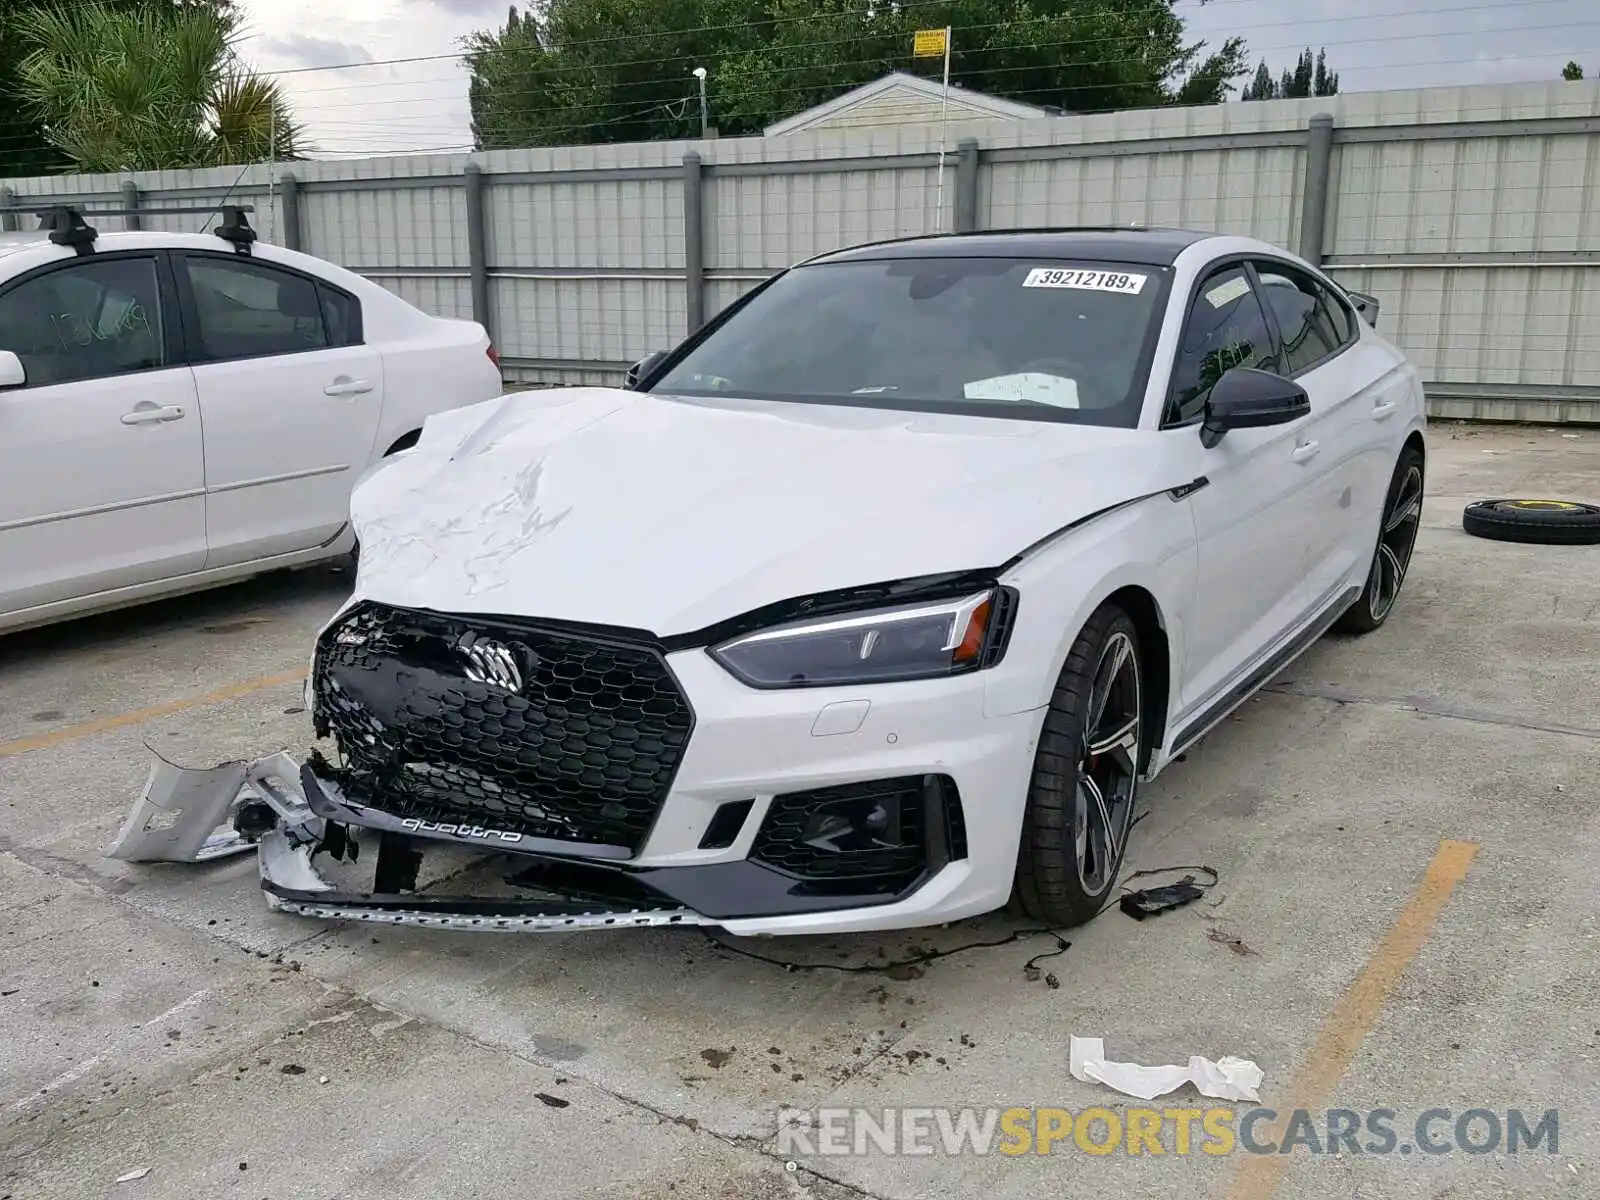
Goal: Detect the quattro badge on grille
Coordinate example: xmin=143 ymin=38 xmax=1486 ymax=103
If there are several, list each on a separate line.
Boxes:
xmin=457 ymin=632 xmax=524 ymax=693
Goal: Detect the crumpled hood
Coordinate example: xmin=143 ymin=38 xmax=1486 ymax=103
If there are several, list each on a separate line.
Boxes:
xmin=348 ymin=387 xmax=1176 ymax=635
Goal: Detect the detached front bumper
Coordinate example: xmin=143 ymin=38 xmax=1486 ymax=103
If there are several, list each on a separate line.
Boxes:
xmin=106 ymin=689 xmax=1040 ymax=938
xmin=107 ymin=610 xmax=1044 ymax=936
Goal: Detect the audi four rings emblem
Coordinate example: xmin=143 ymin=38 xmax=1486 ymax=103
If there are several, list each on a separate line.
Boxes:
xmin=458 ymin=633 xmax=524 ymax=693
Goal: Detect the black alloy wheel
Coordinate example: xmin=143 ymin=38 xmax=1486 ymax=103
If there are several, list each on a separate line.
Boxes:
xmin=1339 ymin=445 xmax=1424 ymax=634
xmin=1014 ymin=602 xmax=1144 ymax=928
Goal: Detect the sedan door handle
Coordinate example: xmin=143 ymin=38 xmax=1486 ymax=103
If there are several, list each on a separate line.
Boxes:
xmin=1291 ymin=440 xmax=1321 ymax=464
xmin=120 ymin=404 xmax=185 ymax=425
xmin=1372 ymin=399 xmax=1398 ymax=420
xmin=324 ymin=377 xmax=374 ymax=397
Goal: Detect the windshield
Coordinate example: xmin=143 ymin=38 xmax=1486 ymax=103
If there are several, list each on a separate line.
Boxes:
xmin=646 ymin=256 xmax=1169 ymax=426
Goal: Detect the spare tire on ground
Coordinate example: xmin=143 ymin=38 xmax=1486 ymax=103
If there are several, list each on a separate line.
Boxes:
xmin=1462 ymin=498 xmax=1600 ymax=545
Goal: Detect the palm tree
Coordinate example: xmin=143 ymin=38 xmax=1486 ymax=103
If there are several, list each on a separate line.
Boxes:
xmin=13 ymin=1 xmax=306 ymax=172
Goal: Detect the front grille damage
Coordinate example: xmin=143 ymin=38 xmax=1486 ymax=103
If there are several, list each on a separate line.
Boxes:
xmin=257 ymin=602 xmax=966 ymax=926
xmin=310 ymin=602 xmax=695 ymax=855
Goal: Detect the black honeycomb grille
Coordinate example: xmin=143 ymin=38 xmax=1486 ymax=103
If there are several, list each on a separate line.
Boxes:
xmin=751 ymin=777 xmax=930 ymax=881
xmin=310 ymin=602 xmax=694 ymax=852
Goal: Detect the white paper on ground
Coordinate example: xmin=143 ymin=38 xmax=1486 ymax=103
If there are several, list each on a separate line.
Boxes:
xmin=1069 ymin=1036 xmax=1263 ymax=1103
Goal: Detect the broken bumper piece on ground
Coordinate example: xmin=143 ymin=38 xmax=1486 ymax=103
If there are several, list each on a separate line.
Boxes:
xmin=105 ymin=751 xmax=715 ymax=932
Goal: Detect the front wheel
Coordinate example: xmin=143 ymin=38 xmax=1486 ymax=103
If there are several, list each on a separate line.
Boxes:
xmin=1337 ymin=444 xmax=1424 ymax=635
xmin=1013 ymin=603 xmax=1144 ymax=928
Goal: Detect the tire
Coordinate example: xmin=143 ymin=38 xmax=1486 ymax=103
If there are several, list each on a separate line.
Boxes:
xmin=1337 ymin=444 xmax=1425 ymax=635
xmin=1461 ymin=498 xmax=1600 ymax=546
xmin=1013 ymin=602 xmax=1144 ymax=929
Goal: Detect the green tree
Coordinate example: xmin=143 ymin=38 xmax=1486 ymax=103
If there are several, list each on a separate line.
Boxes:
xmin=1241 ymin=46 xmax=1338 ymax=101
xmin=0 ymin=1 xmax=236 ymax=175
xmin=1561 ymin=61 xmax=1584 ymax=81
xmin=9 ymin=0 xmax=298 ymax=173
xmin=465 ymin=0 xmax=1252 ymax=150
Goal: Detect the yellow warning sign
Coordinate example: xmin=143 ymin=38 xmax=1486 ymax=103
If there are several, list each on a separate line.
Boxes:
xmin=913 ymin=28 xmax=948 ymax=58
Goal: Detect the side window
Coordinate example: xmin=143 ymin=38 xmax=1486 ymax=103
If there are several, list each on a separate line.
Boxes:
xmin=318 ymin=284 xmax=362 ymax=347
xmin=0 ymin=256 xmax=164 ymax=387
xmin=184 ymin=256 xmax=329 ymax=362
xmin=1164 ymin=265 xmax=1277 ymax=427
xmin=1254 ymin=264 xmax=1353 ymax=375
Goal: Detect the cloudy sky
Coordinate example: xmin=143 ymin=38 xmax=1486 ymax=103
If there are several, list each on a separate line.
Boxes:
xmin=235 ymin=0 xmax=1600 ymax=158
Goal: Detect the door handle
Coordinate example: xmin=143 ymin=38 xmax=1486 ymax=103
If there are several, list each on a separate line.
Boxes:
xmin=1372 ymin=399 xmax=1397 ymax=420
xmin=1291 ymin=440 xmax=1321 ymax=464
xmin=121 ymin=404 xmax=185 ymax=425
xmin=324 ymin=377 xmax=374 ymax=397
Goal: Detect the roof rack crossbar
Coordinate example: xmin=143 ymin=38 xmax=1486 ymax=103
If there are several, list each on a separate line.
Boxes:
xmin=40 ymin=207 xmax=97 ymax=256
xmin=24 ymin=203 xmax=259 ymax=256
xmin=214 ymin=205 xmax=257 ymax=256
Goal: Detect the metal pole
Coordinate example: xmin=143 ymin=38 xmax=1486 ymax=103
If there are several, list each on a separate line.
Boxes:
xmin=954 ymin=138 xmax=981 ymax=233
xmin=694 ymin=68 xmax=709 ymax=138
xmin=266 ymin=106 xmax=277 ymax=244
xmin=464 ymin=161 xmax=492 ymax=339
xmin=683 ymin=150 xmax=706 ymax=332
xmin=1298 ymin=112 xmax=1335 ymax=264
xmin=935 ymin=26 xmax=952 ymax=231
xmin=121 ymin=181 xmax=141 ymax=231
xmin=279 ymin=172 xmax=302 ymax=251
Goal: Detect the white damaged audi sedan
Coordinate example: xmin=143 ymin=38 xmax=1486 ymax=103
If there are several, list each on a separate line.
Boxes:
xmin=263 ymin=228 xmax=1427 ymax=936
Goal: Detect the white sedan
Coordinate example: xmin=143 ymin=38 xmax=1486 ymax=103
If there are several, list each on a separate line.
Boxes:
xmin=0 ymin=207 xmax=504 ymax=634
xmin=116 ymin=228 xmax=1428 ymax=937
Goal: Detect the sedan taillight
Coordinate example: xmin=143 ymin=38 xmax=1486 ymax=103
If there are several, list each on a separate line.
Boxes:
xmin=486 ymin=344 xmax=501 ymax=368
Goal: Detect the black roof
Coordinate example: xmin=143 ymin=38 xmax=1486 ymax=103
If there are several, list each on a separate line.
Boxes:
xmin=803 ymin=227 xmax=1213 ymax=269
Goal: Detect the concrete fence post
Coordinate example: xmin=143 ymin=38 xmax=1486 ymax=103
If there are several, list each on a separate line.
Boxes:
xmin=682 ymin=151 xmax=706 ymax=333
xmin=463 ymin=161 xmax=492 ymax=339
xmin=279 ymin=172 xmax=302 ymax=251
xmin=0 ymin=187 xmax=16 ymax=233
xmin=120 ymin=181 xmax=141 ymax=230
xmin=954 ymin=138 xmax=981 ymax=233
xmin=1298 ymin=112 xmax=1335 ymax=264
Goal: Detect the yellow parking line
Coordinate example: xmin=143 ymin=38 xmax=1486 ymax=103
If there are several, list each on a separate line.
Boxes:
xmin=1224 ymin=839 xmax=1480 ymax=1200
xmin=0 ymin=670 xmax=307 ymax=760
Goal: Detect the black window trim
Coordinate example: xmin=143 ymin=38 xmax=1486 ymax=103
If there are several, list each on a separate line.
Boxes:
xmin=1160 ymin=253 xmax=1282 ymax=431
xmin=1247 ymin=255 xmax=1359 ymax=380
xmin=0 ymin=248 xmax=185 ymax=390
xmin=172 ymin=248 xmax=365 ymax=366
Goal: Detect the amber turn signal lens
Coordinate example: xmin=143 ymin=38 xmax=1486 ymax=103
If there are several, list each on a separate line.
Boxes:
xmin=952 ymin=597 xmax=991 ymax=664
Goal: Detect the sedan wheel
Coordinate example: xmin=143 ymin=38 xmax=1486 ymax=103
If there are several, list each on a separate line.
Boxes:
xmin=1339 ymin=445 xmax=1424 ymax=634
xmin=1015 ymin=603 xmax=1143 ymax=928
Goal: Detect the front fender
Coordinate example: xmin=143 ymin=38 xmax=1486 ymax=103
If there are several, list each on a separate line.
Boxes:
xmin=982 ymin=490 xmax=1198 ymax=724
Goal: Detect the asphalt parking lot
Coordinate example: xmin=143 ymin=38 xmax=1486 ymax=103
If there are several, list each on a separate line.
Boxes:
xmin=2 ymin=422 xmax=1597 ymax=1200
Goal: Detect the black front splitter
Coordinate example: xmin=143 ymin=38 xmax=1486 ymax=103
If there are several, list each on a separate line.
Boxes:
xmin=287 ymin=762 xmax=934 ymax=924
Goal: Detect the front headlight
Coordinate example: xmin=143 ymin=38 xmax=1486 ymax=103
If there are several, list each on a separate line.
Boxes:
xmin=708 ymin=588 xmax=1016 ymax=689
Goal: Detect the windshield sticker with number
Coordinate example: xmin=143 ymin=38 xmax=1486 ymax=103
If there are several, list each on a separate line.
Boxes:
xmin=1022 ymin=268 xmax=1147 ymax=295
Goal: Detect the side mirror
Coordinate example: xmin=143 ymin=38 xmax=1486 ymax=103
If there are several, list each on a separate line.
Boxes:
xmin=625 ymin=350 xmax=668 ymax=390
xmin=0 ymin=350 xmax=26 ymax=389
xmin=1347 ymin=290 xmax=1380 ymax=327
xmin=1200 ymin=368 xmax=1310 ymax=449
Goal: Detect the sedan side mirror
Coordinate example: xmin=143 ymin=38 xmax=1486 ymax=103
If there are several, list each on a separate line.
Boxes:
xmin=1347 ymin=290 xmax=1380 ymax=327
xmin=1200 ymin=368 xmax=1310 ymax=449
xmin=625 ymin=350 xmax=668 ymax=390
xmin=0 ymin=350 xmax=26 ymax=389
